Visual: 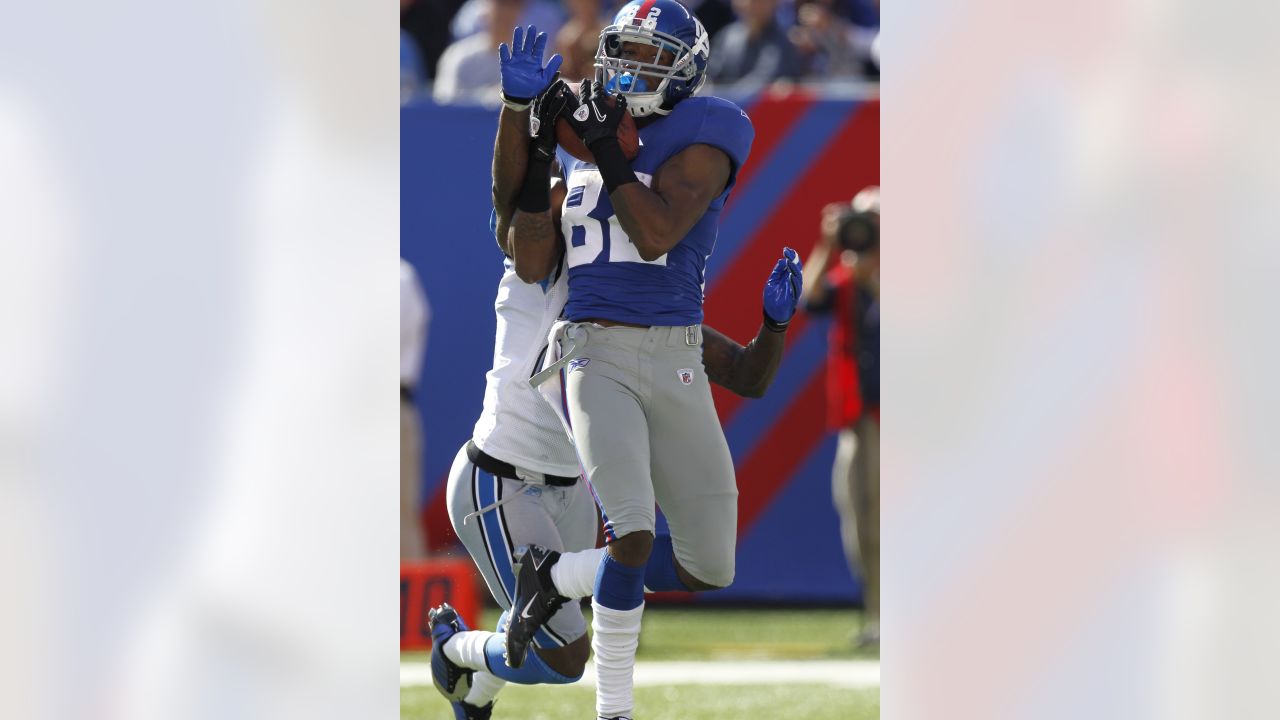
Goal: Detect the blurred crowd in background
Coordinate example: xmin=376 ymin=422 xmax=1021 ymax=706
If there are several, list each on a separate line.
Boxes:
xmin=401 ymin=0 xmax=879 ymax=105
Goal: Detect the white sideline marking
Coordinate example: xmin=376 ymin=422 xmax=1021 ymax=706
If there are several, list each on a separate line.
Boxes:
xmin=401 ymin=659 xmax=879 ymax=689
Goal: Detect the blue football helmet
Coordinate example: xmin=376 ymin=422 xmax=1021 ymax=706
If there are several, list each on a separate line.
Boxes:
xmin=594 ymin=0 xmax=710 ymax=117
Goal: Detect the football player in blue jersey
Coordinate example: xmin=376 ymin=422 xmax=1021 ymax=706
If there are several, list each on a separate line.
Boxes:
xmin=424 ymin=16 xmax=802 ymax=720
xmin=497 ymin=2 xmax=783 ymax=718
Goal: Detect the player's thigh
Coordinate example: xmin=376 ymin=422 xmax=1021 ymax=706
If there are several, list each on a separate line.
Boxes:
xmin=646 ymin=347 xmax=738 ymax=588
xmin=447 ymin=451 xmax=555 ymax=607
xmin=446 ymin=445 xmax=514 ymax=608
xmin=448 ymin=457 xmax=589 ymax=646
xmin=498 ymin=484 xmax=589 ymax=648
xmin=564 ymin=358 xmax=655 ymax=537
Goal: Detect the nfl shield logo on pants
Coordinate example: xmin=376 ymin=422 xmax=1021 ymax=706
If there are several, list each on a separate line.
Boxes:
xmin=677 ymin=368 xmax=694 ymax=385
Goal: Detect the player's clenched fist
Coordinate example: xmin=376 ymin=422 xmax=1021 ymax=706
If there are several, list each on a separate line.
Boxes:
xmin=499 ymin=24 xmax=563 ymax=108
xmin=564 ymin=80 xmax=629 ymax=151
xmin=763 ymin=247 xmax=803 ymax=331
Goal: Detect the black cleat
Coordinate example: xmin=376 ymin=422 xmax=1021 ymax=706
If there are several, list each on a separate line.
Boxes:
xmin=505 ymin=544 xmax=568 ymax=668
xmin=451 ymin=700 xmax=495 ymax=719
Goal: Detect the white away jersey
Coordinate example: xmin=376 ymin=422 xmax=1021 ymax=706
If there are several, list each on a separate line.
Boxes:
xmin=471 ymin=258 xmax=580 ymax=477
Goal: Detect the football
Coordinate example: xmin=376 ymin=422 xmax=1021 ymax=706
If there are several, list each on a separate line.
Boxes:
xmin=555 ymin=83 xmax=641 ymax=164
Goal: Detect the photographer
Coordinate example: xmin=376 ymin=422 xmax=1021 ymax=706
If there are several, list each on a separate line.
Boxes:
xmin=802 ymin=186 xmax=879 ymax=647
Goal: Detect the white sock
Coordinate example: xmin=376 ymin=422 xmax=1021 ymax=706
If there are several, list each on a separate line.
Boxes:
xmin=463 ymin=670 xmax=506 ymax=707
xmin=442 ymin=630 xmax=493 ymax=671
xmin=591 ymin=599 xmax=643 ymax=718
xmin=551 ymin=546 xmax=607 ymax=598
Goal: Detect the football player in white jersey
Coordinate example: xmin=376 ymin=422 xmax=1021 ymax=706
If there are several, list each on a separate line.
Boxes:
xmin=425 ymin=24 xmax=803 ymax=720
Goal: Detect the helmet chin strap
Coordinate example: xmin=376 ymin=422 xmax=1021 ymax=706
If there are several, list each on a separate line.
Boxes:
xmin=628 ymin=87 xmax=680 ymax=117
xmin=618 ymin=78 xmax=669 ymax=117
xmin=626 ymin=94 xmax=667 ymax=117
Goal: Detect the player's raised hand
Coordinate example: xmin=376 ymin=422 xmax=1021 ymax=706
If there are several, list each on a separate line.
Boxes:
xmin=763 ymin=247 xmax=803 ymax=331
xmin=498 ymin=25 xmax=564 ymax=107
xmin=529 ymin=78 xmax=577 ymax=162
xmin=564 ymin=80 xmax=629 ymax=150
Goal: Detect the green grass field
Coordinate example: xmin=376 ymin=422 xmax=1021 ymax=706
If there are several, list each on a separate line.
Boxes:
xmin=402 ymin=607 xmax=878 ymax=720
xmin=402 ymin=683 xmax=880 ymax=720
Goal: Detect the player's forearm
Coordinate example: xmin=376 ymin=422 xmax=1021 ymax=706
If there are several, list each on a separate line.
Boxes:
xmin=494 ymin=211 xmax=514 ymax=256
xmin=589 ymin=139 xmax=682 ymax=262
xmin=509 ymin=142 xmax=561 ymax=282
xmin=730 ymin=325 xmax=787 ymax=397
xmin=492 ymin=106 xmax=531 ymax=224
xmin=702 ymin=325 xmax=787 ymax=398
xmin=510 ymin=208 xmax=560 ymax=283
xmin=609 ymin=182 xmax=681 ymax=262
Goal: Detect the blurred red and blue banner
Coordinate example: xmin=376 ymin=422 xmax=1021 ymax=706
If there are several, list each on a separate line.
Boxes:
xmin=402 ymin=89 xmax=878 ymax=603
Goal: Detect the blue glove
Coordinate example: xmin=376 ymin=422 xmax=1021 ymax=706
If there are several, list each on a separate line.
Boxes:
xmin=763 ymin=247 xmax=803 ymax=331
xmin=498 ymin=25 xmax=563 ymax=104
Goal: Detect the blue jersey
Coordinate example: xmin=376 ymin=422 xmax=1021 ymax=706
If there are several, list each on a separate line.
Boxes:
xmin=558 ymin=95 xmax=754 ymax=326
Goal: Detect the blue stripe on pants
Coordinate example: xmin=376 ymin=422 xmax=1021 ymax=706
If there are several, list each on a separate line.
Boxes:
xmin=475 ymin=469 xmax=565 ymax=649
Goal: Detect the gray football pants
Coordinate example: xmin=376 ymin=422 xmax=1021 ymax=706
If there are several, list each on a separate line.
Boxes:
xmin=446 ymin=443 xmax=599 ymax=647
xmin=549 ymin=323 xmax=738 ymax=588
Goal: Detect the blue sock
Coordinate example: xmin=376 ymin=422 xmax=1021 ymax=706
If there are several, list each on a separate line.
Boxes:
xmin=481 ymin=635 xmax=579 ymax=685
xmin=643 ymin=535 xmax=690 ymax=592
xmin=595 ymin=551 xmax=646 ymax=610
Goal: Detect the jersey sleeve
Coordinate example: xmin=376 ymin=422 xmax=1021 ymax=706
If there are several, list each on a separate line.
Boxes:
xmin=691 ymin=99 xmax=755 ymax=190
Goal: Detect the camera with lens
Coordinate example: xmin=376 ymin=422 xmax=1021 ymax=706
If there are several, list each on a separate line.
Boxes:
xmin=835 ymin=209 xmax=879 ymax=254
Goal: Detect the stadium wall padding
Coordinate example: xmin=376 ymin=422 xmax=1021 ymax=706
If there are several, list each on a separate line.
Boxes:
xmin=402 ymin=92 xmax=879 ymax=603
